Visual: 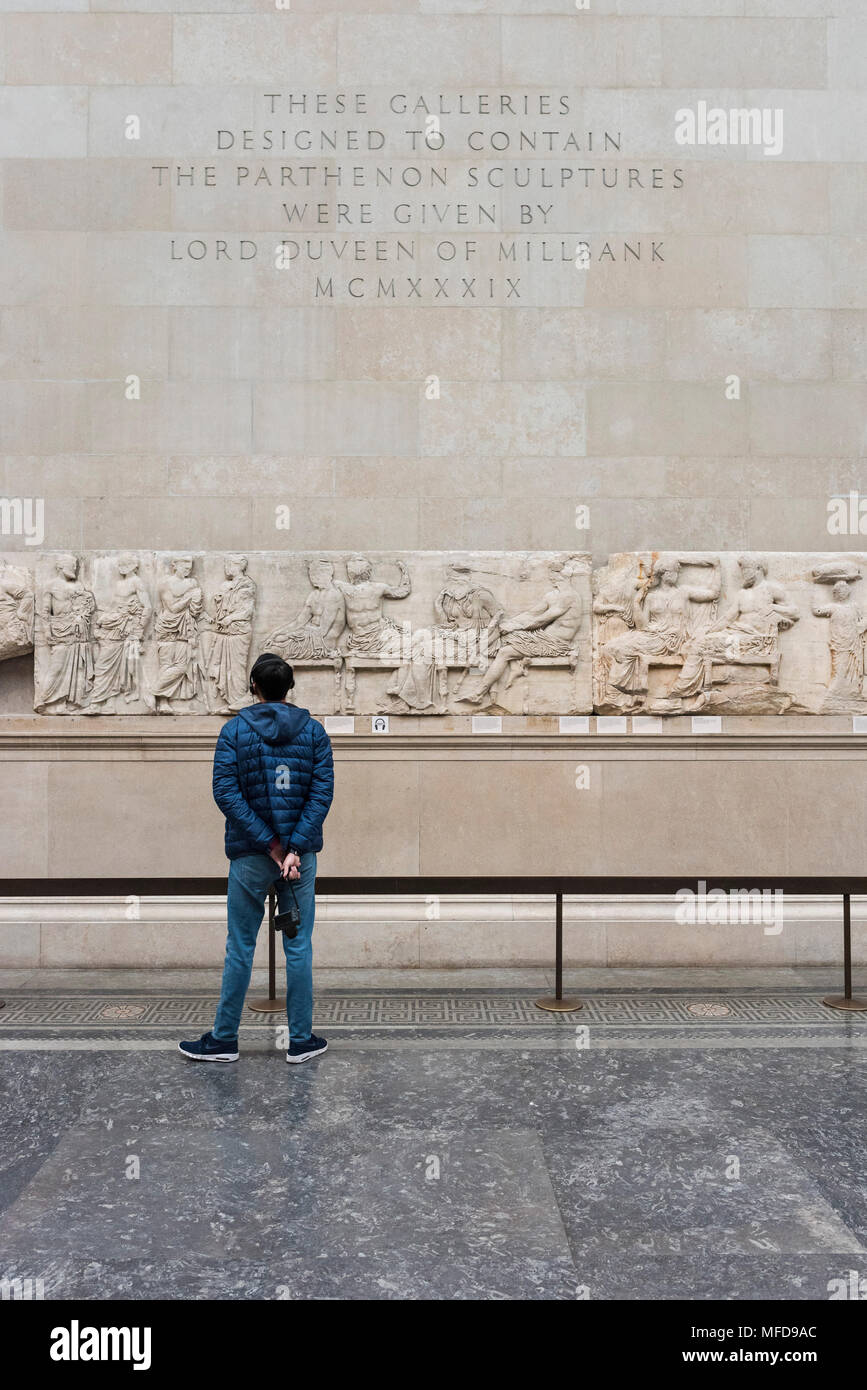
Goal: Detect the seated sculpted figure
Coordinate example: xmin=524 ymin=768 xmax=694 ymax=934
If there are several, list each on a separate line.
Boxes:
xmin=267 ymin=559 xmax=346 ymax=662
xmin=595 ymin=557 xmax=720 ymax=712
xmin=667 ymin=556 xmax=799 ymax=709
xmin=460 ymin=557 xmax=582 ymax=706
xmin=387 ymin=561 xmax=503 ymax=712
xmin=336 ymin=555 xmax=411 ymax=658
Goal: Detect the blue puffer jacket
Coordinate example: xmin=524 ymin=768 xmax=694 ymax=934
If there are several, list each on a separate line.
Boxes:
xmin=212 ymin=702 xmax=334 ymax=860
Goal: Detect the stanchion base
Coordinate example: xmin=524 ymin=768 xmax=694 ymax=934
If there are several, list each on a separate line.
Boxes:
xmin=247 ymin=998 xmax=285 ymax=1013
xmin=822 ymin=995 xmax=867 ymax=1012
xmin=535 ymin=996 xmax=583 ymax=1013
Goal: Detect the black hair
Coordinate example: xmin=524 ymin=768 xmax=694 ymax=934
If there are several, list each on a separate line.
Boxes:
xmin=249 ymin=652 xmax=295 ymax=702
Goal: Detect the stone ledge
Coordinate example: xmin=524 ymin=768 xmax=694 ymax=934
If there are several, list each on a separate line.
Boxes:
xmin=3 ymin=714 xmax=867 ymax=757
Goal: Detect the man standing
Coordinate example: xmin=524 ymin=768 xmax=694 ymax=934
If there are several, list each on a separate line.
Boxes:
xmin=180 ymin=652 xmax=334 ymax=1065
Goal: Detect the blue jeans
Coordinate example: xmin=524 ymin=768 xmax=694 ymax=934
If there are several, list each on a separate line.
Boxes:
xmin=213 ymin=852 xmax=317 ymax=1044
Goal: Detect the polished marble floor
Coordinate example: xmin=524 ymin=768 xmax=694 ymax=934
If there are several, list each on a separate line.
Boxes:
xmin=1 ymin=968 xmax=865 ymax=1301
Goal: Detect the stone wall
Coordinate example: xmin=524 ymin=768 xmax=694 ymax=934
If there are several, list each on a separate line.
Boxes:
xmin=2 ymin=719 xmax=867 ymax=967
xmin=1 ymin=1 xmax=865 ymax=968
xmin=0 ymin=4 xmax=863 ymax=562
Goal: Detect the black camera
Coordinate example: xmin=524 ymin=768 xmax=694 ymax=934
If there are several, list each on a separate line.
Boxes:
xmin=274 ymin=886 xmax=301 ymax=940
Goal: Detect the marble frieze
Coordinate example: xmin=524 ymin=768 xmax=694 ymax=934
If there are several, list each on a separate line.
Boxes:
xmin=593 ymin=552 xmax=867 ymax=716
xmin=30 ymin=550 xmax=593 ymax=716
xmin=0 ymin=555 xmax=35 ymax=663
xmin=15 ymin=548 xmax=867 ymax=716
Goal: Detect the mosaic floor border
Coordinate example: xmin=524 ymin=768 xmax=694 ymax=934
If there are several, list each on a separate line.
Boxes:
xmin=1 ymin=991 xmax=866 ymax=1030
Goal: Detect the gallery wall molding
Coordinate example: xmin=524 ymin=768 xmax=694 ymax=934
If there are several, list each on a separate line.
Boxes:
xmin=3 ymin=725 xmax=867 ymax=758
xmin=1 ymin=895 xmax=863 ymax=926
xmin=1 ymin=893 xmax=862 ymax=971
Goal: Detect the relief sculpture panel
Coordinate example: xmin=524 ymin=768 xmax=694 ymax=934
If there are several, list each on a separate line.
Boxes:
xmin=17 ymin=549 xmax=867 ymax=716
xmin=592 ymin=553 xmax=867 ymax=716
xmin=0 ymin=556 xmax=35 ymax=664
xmin=33 ymin=552 xmax=258 ymax=716
xmin=265 ymin=551 xmax=593 ymax=716
xmin=28 ymin=550 xmax=592 ymax=716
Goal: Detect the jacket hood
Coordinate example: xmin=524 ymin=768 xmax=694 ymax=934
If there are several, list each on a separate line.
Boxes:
xmin=238 ymin=702 xmax=311 ymax=745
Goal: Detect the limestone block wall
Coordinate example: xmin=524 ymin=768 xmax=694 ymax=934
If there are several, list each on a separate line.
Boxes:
xmin=0 ymin=3 xmax=863 ymax=560
xmin=1 ymin=720 xmax=866 ymax=968
xmin=0 ymin=2 xmax=865 ymax=968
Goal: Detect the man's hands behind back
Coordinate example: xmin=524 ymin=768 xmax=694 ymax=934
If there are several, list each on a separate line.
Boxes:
xmin=281 ymin=851 xmax=301 ymax=881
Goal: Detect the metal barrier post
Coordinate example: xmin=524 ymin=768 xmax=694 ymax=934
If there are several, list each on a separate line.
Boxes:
xmin=248 ymin=886 xmax=284 ymax=1014
xmin=823 ymin=892 xmax=867 ymax=1011
xmin=535 ymin=891 xmax=582 ymax=1012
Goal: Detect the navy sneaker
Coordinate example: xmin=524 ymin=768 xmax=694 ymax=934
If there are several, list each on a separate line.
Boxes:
xmin=178 ymin=1031 xmax=239 ymax=1063
xmin=286 ymin=1034 xmax=328 ymax=1065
